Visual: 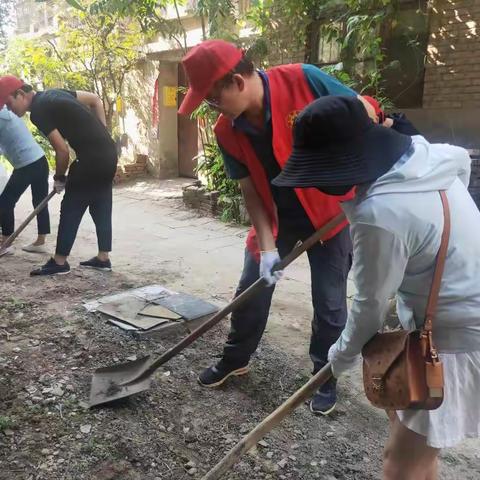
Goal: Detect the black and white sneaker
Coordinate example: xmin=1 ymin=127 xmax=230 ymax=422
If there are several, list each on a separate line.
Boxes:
xmin=80 ymin=257 xmax=112 ymax=271
xmin=30 ymin=258 xmax=70 ymax=277
xmin=198 ymin=359 xmax=249 ymax=388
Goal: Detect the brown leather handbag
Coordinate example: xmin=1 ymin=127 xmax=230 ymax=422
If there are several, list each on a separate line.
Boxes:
xmin=362 ymin=191 xmax=450 ymax=410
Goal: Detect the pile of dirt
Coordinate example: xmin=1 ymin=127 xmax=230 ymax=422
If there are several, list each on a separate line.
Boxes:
xmin=1 ymin=255 xmax=478 ymax=480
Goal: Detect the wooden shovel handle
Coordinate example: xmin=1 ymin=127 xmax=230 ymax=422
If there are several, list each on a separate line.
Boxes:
xmin=131 ymin=213 xmax=346 ymax=382
xmin=1 ymin=190 xmax=56 ymax=250
xmin=201 ymin=363 xmax=333 ymax=480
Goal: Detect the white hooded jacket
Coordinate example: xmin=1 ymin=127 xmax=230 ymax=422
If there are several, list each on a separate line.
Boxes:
xmin=329 ymin=135 xmax=480 ymax=376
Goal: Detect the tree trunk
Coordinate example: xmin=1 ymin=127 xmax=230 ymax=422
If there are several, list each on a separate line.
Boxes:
xmin=106 ymin=108 xmax=114 ymax=133
xmin=304 ymin=20 xmax=315 ymax=64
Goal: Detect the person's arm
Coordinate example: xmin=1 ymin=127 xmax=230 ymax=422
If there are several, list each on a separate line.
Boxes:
xmin=239 ymin=176 xmax=276 ymax=251
xmin=47 ymin=129 xmax=69 ymax=178
xmin=328 ymin=223 xmax=409 ymax=377
xmin=303 ymin=64 xmax=357 ymax=98
xmin=219 ymin=142 xmax=276 ymax=249
xmin=75 ymin=91 xmax=107 ymax=127
xmin=356 ymin=95 xmax=378 ymax=122
xmin=454 ymin=146 xmax=472 ymax=187
xmin=219 ymin=143 xmax=280 ymax=284
xmin=386 ymin=112 xmax=421 ymax=136
xmin=302 ymin=65 xmax=377 ymax=122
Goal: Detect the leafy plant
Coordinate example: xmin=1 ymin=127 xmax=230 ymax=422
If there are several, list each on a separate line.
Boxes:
xmin=55 ymin=9 xmax=143 ymax=132
xmin=0 ymin=416 xmax=15 ymax=432
xmin=190 ymin=102 xmax=242 ymax=223
xmin=3 ymin=4 xmax=143 ymax=133
xmin=322 ymin=63 xmax=356 ymax=89
xmin=246 ymin=0 xmax=315 ymax=66
xmin=246 ymin=0 xmax=398 ymax=98
xmin=195 ymin=0 xmax=238 ymax=40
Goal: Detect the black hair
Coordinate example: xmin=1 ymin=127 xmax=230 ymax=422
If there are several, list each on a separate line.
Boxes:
xmin=233 ymin=56 xmax=255 ymax=76
xmin=217 ymin=56 xmax=255 ymax=87
xmin=13 ymin=84 xmax=33 ymax=97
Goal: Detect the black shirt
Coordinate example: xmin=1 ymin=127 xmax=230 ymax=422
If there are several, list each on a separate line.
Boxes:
xmin=388 ymin=112 xmax=421 ymax=136
xmin=30 ymin=89 xmax=117 ymax=163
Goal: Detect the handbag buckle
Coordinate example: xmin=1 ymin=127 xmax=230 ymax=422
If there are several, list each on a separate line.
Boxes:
xmin=372 ymin=376 xmax=384 ymax=392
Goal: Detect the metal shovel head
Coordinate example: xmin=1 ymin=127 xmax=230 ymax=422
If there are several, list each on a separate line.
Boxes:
xmin=89 ymin=356 xmax=154 ymax=407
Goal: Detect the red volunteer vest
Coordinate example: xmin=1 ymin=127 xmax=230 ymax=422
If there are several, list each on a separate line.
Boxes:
xmin=214 ymin=64 xmax=352 ymax=260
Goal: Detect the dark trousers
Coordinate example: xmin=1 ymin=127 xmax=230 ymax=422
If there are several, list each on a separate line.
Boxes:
xmin=223 ymin=225 xmax=352 ymax=372
xmin=0 ymin=157 xmax=50 ymax=237
xmin=55 ymin=182 xmax=113 ymax=257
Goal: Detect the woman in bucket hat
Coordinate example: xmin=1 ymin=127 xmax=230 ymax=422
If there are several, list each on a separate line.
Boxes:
xmin=274 ymin=95 xmax=480 ymax=479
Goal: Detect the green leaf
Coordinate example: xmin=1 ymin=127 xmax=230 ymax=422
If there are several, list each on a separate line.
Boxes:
xmin=65 ymin=0 xmax=85 ymax=10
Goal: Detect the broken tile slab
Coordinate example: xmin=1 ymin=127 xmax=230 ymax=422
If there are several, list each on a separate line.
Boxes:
xmin=106 ymin=319 xmax=139 ymax=331
xmin=85 ymin=284 xmax=219 ymax=339
xmin=138 ymin=304 xmax=182 ymax=320
xmin=84 ymin=285 xmax=175 ymax=313
xmin=152 ymin=292 xmax=218 ymax=321
xmin=97 ymin=296 xmax=172 ymax=331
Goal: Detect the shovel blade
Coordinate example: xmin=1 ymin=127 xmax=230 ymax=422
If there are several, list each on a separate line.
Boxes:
xmin=89 ymin=356 xmax=154 ymax=407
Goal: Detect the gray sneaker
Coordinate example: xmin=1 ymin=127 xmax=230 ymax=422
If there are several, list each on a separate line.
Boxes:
xmin=80 ymin=257 xmax=112 ymax=271
xmin=310 ymin=378 xmax=337 ymax=416
xmin=30 ymin=258 xmax=70 ymax=276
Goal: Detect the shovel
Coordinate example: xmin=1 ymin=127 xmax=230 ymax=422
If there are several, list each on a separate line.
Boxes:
xmin=88 ymin=213 xmax=346 ymax=407
xmin=0 ymin=190 xmax=56 ymax=257
xmin=201 ymin=363 xmax=333 ymax=480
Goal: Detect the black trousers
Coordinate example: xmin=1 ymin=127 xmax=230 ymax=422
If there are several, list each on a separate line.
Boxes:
xmin=55 ymin=160 xmax=115 ymax=257
xmin=223 ymin=225 xmax=352 ymax=372
xmin=0 ymin=157 xmax=50 ymax=237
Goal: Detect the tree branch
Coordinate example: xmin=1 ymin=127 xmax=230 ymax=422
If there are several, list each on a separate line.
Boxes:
xmin=46 ymin=38 xmax=74 ymax=73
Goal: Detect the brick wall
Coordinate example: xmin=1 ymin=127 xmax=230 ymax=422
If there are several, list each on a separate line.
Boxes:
xmin=182 ymin=183 xmax=220 ymax=216
xmin=114 ymin=154 xmax=148 ymax=184
xmin=423 ymin=0 xmax=480 ymax=109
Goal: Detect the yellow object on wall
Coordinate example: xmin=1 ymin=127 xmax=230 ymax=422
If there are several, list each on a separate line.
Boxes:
xmin=163 ymin=86 xmax=177 ymax=107
xmin=116 ymin=96 xmax=124 ymax=114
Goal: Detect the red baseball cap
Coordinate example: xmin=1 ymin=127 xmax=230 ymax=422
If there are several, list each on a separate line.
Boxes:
xmin=362 ymin=95 xmax=384 ymax=120
xmin=0 ymin=75 xmax=25 ymax=109
xmin=178 ymin=40 xmax=243 ymax=116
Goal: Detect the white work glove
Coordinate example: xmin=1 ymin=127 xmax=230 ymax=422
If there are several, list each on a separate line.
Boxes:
xmin=54 ymin=179 xmax=66 ymax=193
xmin=259 ymin=249 xmax=283 ymax=286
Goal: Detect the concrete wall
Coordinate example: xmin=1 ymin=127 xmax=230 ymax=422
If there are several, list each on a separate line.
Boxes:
xmin=123 ymin=59 xmax=160 ymax=176
xmin=402 ymin=108 xmax=480 ymax=148
xmin=122 ymin=58 xmax=179 ymax=179
xmin=155 ymin=61 xmax=180 ymax=178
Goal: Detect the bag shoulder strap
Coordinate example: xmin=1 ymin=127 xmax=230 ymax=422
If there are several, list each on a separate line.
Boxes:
xmin=424 ymin=190 xmax=451 ymax=332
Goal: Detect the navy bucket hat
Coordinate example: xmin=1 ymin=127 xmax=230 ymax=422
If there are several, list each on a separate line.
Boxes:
xmin=272 ymin=96 xmax=412 ymax=189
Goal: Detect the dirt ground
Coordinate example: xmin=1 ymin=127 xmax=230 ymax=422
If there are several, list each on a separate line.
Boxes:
xmin=1 ymin=179 xmax=479 ymax=480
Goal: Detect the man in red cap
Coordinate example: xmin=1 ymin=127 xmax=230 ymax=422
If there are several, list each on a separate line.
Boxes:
xmin=179 ymin=40 xmax=374 ymax=415
xmin=0 ymin=75 xmax=118 ymax=276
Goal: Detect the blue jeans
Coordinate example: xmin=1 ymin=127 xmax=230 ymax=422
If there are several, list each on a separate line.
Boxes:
xmin=223 ymin=225 xmax=352 ymax=373
xmin=0 ymin=157 xmax=50 ymax=236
